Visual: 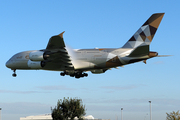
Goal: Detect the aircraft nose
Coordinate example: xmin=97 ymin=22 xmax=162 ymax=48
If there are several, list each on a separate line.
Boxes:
xmin=6 ymin=60 xmax=13 ymax=68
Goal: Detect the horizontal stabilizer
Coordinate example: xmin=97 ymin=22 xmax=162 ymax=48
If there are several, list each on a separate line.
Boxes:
xmin=128 ymin=45 xmax=149 ymax=57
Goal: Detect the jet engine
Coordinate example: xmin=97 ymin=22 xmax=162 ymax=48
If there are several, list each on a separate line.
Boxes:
xmin=29 ymin=51 xmax=49 ymax=61
xmin=27 ymin=60 xmax=45 ymax=69
xmin=91 ymin=69 xmax=107 ymax=74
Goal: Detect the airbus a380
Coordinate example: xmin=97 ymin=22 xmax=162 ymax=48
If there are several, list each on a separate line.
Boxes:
xmin=6 ymin=13 xmax=166 ymax=79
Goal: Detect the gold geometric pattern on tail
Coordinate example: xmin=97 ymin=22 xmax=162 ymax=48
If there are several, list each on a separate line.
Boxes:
xmin=122 ymin=13 xmax=164 ymax=48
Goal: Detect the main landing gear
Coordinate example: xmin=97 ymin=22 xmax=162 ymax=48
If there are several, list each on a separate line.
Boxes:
xmin=12 ymin=69 xmax=17 ymax=77
xmin=60 ymin=71 xmax=88 ymax=79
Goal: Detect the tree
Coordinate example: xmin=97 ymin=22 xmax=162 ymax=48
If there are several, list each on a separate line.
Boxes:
xmin=166 ymin=110 xmax=180 ymax=120
xmin=51 ymin=97 xmax=86 ymax=120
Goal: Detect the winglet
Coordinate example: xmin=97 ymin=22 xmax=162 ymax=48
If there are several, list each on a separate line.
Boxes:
xmin=46 ymin=31 xmax=66 ymax=49
xmin=59 ymin=31 xmax=65 ymax=38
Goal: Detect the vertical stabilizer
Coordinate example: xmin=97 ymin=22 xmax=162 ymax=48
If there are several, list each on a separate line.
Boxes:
xmin=122 ymin=13 xmax=164 ymax=48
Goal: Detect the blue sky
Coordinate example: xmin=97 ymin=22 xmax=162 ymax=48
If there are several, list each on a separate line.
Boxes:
xmin=0 ymin=0 xmax=180 ymax=120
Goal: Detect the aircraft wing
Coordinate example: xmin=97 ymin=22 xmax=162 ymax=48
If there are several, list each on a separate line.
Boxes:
xmin=44 ymin=31 xmax=74 ymax=70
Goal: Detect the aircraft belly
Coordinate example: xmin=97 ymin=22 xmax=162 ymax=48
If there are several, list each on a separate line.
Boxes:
xmin=43 ymin=62 xmax=74 ymax=71
xmin=72 ymin=60 xmax=93 ymax=70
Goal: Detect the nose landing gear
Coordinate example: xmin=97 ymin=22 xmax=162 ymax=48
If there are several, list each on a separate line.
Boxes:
xmin=12 ymin=69 xmax=17 ymax=77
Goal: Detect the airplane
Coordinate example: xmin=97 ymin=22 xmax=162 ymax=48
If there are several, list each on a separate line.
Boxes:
xmin=6 ymin=13 xmax=165 ymax=79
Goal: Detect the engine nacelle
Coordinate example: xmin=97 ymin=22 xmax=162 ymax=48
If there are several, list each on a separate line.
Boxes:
xmin=27 ymin=60 xmax=45 ymax=69
xmin=29 ymin=51 xmax=48 ymax=61
xmin=91 ymin=69 xmax=106 ymax=74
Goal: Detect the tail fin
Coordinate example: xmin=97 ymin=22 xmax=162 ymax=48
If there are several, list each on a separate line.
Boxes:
xmin=122 ymin=13 xmax=164 ymax=48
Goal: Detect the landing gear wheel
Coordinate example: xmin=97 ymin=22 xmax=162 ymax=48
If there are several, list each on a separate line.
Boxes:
xmin=12 ymin=73 xmax=17 ymax=77
xmin=60 ymin=72 xmax=65 ymax=76
xmin=83 ymin=73 xmax=88 ymax=77
xmin=70 ymin=74 xmax=75 ymax=77
xmin=75 ymin=75 xmax=80 ymax=79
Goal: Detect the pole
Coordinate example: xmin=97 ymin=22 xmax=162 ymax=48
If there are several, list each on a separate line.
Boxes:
xmin=149 ymin=101 xmax=152 ymax=120
xmin=121 ymin=108 xmax=123 ymax=120
xmin=0 ymin=108 xmax=1 ymax=120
